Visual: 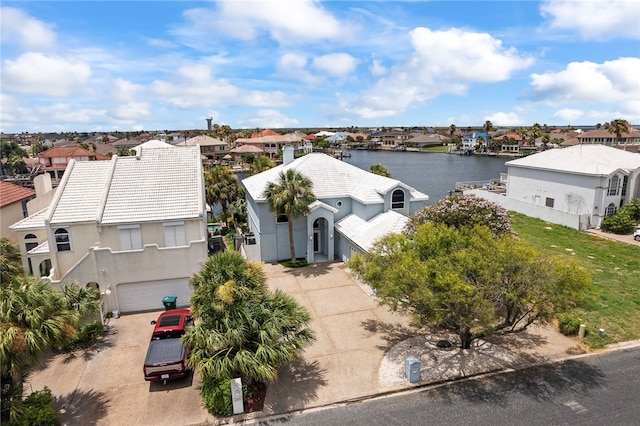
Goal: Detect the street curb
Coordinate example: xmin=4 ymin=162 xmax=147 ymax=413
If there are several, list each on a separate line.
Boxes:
xmin=222 ymin=339 xmax=640 ymax=425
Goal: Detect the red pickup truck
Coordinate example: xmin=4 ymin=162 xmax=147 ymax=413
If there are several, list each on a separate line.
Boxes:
xmin=143 ymin=308 xmax=193 ymax=383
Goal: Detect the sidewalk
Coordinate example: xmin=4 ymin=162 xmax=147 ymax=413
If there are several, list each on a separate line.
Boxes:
xmin=257 ymin=262 xmax=584 ymax=419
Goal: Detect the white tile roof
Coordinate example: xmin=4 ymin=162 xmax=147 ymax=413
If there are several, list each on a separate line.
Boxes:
xmin=506 ymin=145 xmax=640 ymax=176
xmin=242 ymin=153 xmax=428 ymax=204
xmin=335 ymin=210 xmax=408 ymax=252
xmin=9 ymin=208 xmax=49 ymax=230
xmin=47 ymin=146 xmax=203 ymax=225
xmin=28 ymin=241 xmax=49 ymax=255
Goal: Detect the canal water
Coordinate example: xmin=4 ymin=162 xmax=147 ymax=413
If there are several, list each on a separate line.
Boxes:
xmin=342 ymin=150 xmax=509 ymax=204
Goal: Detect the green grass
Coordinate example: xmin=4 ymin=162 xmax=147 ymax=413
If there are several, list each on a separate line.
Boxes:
xmin=279 ymin=258 xmax=309 ymax=268
xmin=420 ymin=145 xmax=450 ymax=153
xmin=510 ymin=212 xmax=640 ymax=349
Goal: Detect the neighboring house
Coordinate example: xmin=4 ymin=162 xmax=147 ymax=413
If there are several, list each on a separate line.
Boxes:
xmin=235 ymin=134 xmax=302 ymax=159
xmin=37 ymin=146 xmax=111 ymax=180
xmin=0 ymin=181 xmax=35 ymax=243
xmin=242 ymin=146 xmax=429 ymax=264
xmin=179 ymin=135 xmax=228 ymax=160
xmin=10 ymin=143 xmax=208 ymax=314
xmin=460 ymin=132 xmax=488 ymax=152
xmin=405 ymin=133 xmax=447 ymax=149
xmin=369 ymin=130 xmax=411 ymax=150
xmin=467 ymin=145 xmax=640 ymax=230
xmin=577 ymin=129 xmax=640 ymax=152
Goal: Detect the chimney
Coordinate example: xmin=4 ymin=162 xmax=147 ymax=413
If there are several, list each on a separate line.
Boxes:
xmin=206 ymin=118 xmax=213 ymax=132
xmin=283 ymin=145 xmax=294 ymax=166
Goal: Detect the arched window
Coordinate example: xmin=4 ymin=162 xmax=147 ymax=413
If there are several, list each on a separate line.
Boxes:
xmin=605 ymin=203 xmax=617 ymax=217
xmin=39 ymin=259 xmax=52 ymax=277
xmin=607 ymin=175 xmax=619 ymax=196
xmin=54 ymin=228 xmax=71 ymax=251
xmin=391 ymin=189 xmax=405 ymax=209
xmin=24 ymin=233 xmax=38 ymax=252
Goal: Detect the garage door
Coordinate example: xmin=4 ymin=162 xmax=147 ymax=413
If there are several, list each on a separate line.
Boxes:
xmin=116 ymin=279 xmax=192 ymax=313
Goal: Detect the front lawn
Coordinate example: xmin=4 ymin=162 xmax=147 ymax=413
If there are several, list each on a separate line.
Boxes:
xmin=511 ymin=212 xmax=640 ymax=349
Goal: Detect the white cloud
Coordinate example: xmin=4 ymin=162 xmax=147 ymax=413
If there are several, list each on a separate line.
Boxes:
xmin=37 ymin=103 xmax=107 ymax=125
xmin=146 ymin=38 xmax=178 ymax=49
xmin=111 ymin=102 xmax=151 ymax=122
xmin=370 ymin=60 xmax=387 ymax=77
xmin=312 ymin=53 xmax=358 ymax=77
xmin=2 ymin=53 xmax=91 ymax=96
xmin=239 ymin=109 xmax=299 ymax=128
xmin=528 ymin=58 xmax=640 ymax=110
xmin=553 ymin=108 xmax=583 ymax=122
xmin=276 ymin=53 xmax=318 ymax=84
xmin=484 ymin=112 xmax=524 ymax=127
xmin=243 ymin=90 xmax=292 ymax=108
xmin=540 ymin=0 xmax=640 ymax=40
xmin=0 ymin=7 xmax=57 ymax=51
xmin=348 ymin=27 xmax=533 ymax=119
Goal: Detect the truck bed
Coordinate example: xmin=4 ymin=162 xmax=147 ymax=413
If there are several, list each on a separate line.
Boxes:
xmin=144 ymin=338 xmax=186 ymax=365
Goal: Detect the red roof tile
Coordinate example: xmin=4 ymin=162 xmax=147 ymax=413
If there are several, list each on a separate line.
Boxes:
xmin=38 ymin=146 xmax=110 ymax=160
xmin=0 ymin=181 xmax=35 ymax=207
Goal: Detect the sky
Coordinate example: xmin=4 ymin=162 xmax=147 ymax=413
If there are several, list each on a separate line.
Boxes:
xmin=1 ymin=0 xmax=639 ymax=133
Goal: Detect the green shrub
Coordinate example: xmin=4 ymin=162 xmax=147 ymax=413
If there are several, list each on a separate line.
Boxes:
xmin=200 ymin=377 xmax=232 ymax=417
xmin=620 ymin=198 xmax=640 ymax=221
xmin=601 ymin=210 xmax=635 ymax=234
xmin=558 ymin=313 xmax=582 ymax=336
xmin=60 ymin=320 xmax=104 ymax=352
xmin=9 ymin=387 xmax=59 ymax=426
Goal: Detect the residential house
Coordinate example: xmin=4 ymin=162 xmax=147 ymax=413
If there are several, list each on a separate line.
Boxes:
xmin=369 ymin=130 xmax=411 ymax=150
xmin=493 ymin=132 xmax=524 ymax=153
xmin=36 ymin=146 xmax=111 ymax=180
xmin=235 ymin=133 xmax=303 ymax=160
xmin=10 ymin=142 xmax=208 ymax=314
xmin=577 ymin=129 xmax=640 ymax=152
xmin=179 ymin=135 xmax=228 ymax=161
xmin=460 ymin=132 xmax=489 ymax=152
xmin=242 ymin=146 xmax=429 ymax=264
xmin=405 ymin=133 xmax=447 ymax=149
xmin=467 ymin=145 xmax=640 ymax=229
xmin=0 ymin=181 xmax=35 ymax=243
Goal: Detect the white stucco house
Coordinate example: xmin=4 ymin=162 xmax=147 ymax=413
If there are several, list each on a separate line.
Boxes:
xmin=9 ymin=142 xmax=208 ymax=314
xmin=467 ymin=145 xmax=640 ymax=229
xmin=241 ymin=146 xmax=429 ymax=263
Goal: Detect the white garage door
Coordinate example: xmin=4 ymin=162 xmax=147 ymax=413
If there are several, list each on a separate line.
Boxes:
xmin=116 ymin=279 xmax=192 ymax=313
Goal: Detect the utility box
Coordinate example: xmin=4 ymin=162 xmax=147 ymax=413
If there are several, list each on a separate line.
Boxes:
xmin=162 ymin=296 xmax=177 ymax=311
xmin=405 ymin=356 xmax=421 ymax=383
xmin=230 ymin=377 xmax=244 ymax=414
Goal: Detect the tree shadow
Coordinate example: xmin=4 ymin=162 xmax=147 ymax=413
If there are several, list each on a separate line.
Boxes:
xmin=263 ymin=359 xmax=328 ymax=414
xmin=285 ymin=263 xmax=333 ymax=279
xmin=61 ymin=328 xmax=117 ymax=364
xmin=361 ymin=318 xmax=423 ymax=351
xmin=421 ymin=359 xmax=606 ymax=407
xmin=54 ymin=388 xmax=109 ymax=425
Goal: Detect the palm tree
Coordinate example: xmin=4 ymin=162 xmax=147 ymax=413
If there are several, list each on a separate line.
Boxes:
xmin=0 ymin=238 xmax=23 ymax=286
xmin=0 ymin=277 xmax=99 ymax=421
xmin=482 ymin=120 xmax=494 ymax=152
xmin=448 ymin=124 xmax=457 ymax=136
xmin=249 ymin=155 xmax=275 ymax=176
xmin=185 ymin=251 xmax=314 ymax=383
xmin=369 ymin=163 xmax=391 ymax=177
xmin=604 ymin=119 xmax=631 ymax=145
xmin=205 ymin=166 xmax=244 ymax=221
xmin=263 ymin=169 xmax=316 ymax=263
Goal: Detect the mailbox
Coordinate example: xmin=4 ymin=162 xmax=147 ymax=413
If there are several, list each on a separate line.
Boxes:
xmin=405 ymin=355 xmax=421 ymax=383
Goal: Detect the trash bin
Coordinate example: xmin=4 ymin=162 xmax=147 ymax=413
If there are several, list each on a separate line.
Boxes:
xmin=162 ymin=296 xmax=177 ymax=310
xmin=405 ymin=355 xmax=421 ymax=383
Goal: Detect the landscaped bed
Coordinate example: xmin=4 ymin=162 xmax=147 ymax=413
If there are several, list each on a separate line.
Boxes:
xmin=510 ymin=212 xmax=640 ymax=349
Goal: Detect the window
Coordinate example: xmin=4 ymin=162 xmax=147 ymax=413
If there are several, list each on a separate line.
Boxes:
xmin=54 ymin=228 xmax=71 ymax=251
xmin=25 ymin=233 xmax=38 ymax=252
xmin=163 ymin=221 xmax=186 ymax=247
xmin=391 ymin=189 xmax=405 ymax=209
xmin=118 ymin=224 xmax=142 ymax=250
xmin=276 ymin=214 xmax=288 ymax=223
xmin=605 ymin=203 xmax=617 ymax=217
xmin=621 ymin=176 xmax=628 ymax=197
xmin=545 ymin=197 xmax=554 ymax=208
xmin=607 ymin=176 xmax=619 ymax=196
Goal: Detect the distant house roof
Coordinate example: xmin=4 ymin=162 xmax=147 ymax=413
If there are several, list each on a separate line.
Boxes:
xmin=505 ymin=145 xmax=640 ymax=176
xmin=38 ymin=146 xmax=110 ymax=160
xmin=251 ymin=129 xmax=281 ymax=138
xmin=243 ymin=153 xmax=429 ymax=204
xmin=230 ymin=144 xmax=264 ymax=154
xmin=180 ymin=135 xmax=227 ymax=147
xmin=46 ymin=145 xmax=203 ymax=226
xmin=335 ymin=210 xmax=408 ymax=252
xmin=235 ymin=134 xmax=302 ymax=145
xmin=0 ymin=181 xmax=35 ymax=207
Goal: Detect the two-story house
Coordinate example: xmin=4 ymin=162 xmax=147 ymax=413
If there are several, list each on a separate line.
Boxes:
xmin=10 ymin=143 xmax=208 ymax=314
xmin=242 ymin=146 xmax=429 ymax=264
xmin=37 ymin=146 xmax=111 ymax=180
xmin=179 ymin=135 xmax=228 ymax=161
xmin=234 ymin=133 xmax=303 ymax=160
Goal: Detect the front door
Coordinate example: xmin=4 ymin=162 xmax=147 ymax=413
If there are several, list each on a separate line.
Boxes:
xmin=313 ymin=230 xmax=320 ymax=253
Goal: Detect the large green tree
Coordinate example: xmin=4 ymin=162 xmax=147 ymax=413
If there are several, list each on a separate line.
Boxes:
xmin=263 ymin=169 xmax=316 ymax=262
xmin=1 ymin=277 xmax=100 ymax=421
xmin=604 ymin=118 xmax=631 ymax=144
xmin=369 ymin=163 xmax=391 ymax=177
xmin=205 ymin=165 xmax=244 ymax=221
xmin=248 ymin=155 xmax=275 ymax=176
xmin=185 ymin=251 xmax=315 ymax=384
xmin=349 ymin=223 xmax=590 ymax=349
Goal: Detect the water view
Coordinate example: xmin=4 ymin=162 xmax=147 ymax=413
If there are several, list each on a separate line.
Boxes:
xmin=342 ymin=150 xmax=509 ymax=204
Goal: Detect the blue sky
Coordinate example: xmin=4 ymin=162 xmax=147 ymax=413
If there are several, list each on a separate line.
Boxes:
xmin=1 ymin=1 xmax=638 ymax=133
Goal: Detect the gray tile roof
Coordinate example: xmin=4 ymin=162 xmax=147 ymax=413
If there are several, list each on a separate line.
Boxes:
xmin=335 ymin=210 xmax=408 ymax=251
xmin=243 ymin=153 xmax=428 ymax=204
xmin=47 ymin=145 xmax=203 ymax=225
xmin=505 ymin=145 xmax=640 ymax=176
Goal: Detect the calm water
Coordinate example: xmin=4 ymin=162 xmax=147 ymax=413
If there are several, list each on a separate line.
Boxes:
xmin=342 ymin=150 xmax=508 ymax=204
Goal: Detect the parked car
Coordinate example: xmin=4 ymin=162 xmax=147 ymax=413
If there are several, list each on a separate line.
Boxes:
xmin=143 ymin=308 xmax=193 ymax=383
xmin=634 ymin=228 xmax=640 ymax=241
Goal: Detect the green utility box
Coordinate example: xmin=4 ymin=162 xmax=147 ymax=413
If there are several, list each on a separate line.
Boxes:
xmin=162 ymin=296 xmax=177 ymax=311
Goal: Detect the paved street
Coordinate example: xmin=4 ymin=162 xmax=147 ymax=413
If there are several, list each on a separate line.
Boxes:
xmin=257 ymin=346 xmax=640 ymax=426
